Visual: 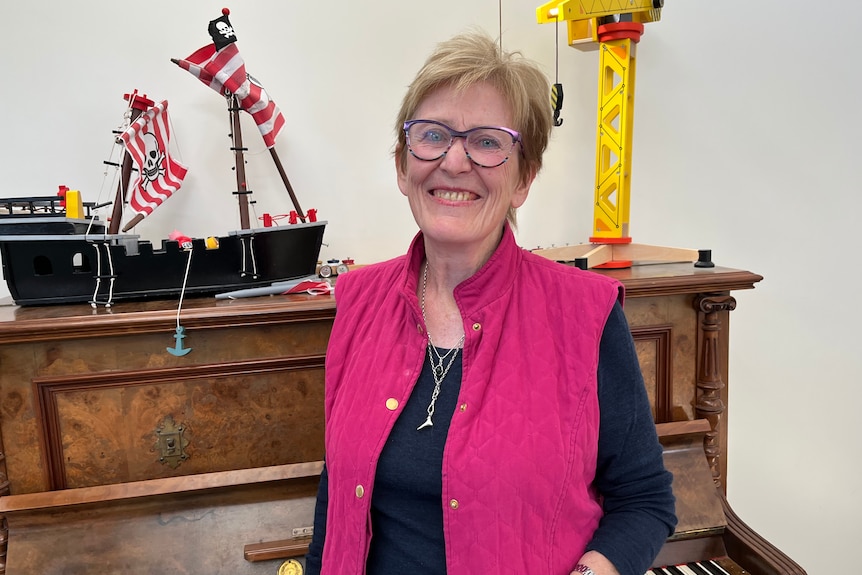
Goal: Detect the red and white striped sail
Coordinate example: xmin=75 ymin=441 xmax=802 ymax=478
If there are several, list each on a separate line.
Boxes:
xmin=174 ymin=42 xmax=285 ymax=148
xmin=120 ymin=100 xmax=188 ymax=218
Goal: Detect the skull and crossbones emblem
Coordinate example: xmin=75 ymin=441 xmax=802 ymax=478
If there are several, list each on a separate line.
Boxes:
xmin=141 ymin=132 xmax=166 ymax=189
xmin=215 ymin=21 xmax=235 ymax=40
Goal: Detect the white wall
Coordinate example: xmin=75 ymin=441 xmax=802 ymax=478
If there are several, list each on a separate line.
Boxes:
xmin=3 ymin=1 xmax=857 ymax=573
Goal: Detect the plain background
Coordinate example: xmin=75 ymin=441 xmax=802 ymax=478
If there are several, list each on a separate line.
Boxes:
xmin=2 ymin=2 xmax=857 ymax=573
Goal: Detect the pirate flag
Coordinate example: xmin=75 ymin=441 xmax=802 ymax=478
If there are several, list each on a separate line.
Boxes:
xmin=208 ymin=11 xmax=237 ymax=50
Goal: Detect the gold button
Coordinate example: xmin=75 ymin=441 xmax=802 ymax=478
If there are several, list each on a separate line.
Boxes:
xmin=386 ymin=398 xmax=399 ymax=410
xmin=355 ymin=485 xmax=365 ymax=498
xmin=449 ymin=499 xmax=459 ymax=509
xmin=277 ymin=558 xmax=303 ymax=575
xmin=459 ymin=403 xmax=467 ymax=412
xmin=472 ymin=323 xmax=481 ymax=331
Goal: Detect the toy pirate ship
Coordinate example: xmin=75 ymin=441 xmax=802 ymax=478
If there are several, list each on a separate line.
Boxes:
xmin=0 ymin=10 xmax=325 ymax=306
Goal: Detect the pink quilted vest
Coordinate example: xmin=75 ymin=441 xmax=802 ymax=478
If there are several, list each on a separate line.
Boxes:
xmin=322 ymin=226 xmax=622 ymax=575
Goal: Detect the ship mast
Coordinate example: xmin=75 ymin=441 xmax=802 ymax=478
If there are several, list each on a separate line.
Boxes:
xmin=228 ymin=94 xmax=251 ymax=229
xmin=227 ymin=92 xmax=307 ymax=228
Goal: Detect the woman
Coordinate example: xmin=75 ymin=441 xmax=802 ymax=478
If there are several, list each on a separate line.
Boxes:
xmin=306 ymin=31 xmax=676 ymax=575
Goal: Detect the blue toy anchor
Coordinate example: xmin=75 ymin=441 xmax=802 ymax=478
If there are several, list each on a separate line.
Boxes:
xmin=167 ymin=325 xmax=192 ymax=356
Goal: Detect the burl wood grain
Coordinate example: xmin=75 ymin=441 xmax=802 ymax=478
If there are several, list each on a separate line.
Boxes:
xmin=0 ymin=295 xmax=334 ymax=494
xmin=625 ymin=293 xmax=699 ymax=424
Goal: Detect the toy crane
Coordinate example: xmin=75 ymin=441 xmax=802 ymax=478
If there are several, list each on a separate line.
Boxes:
xmin=534 ymin=0 xmax=712 ymax=269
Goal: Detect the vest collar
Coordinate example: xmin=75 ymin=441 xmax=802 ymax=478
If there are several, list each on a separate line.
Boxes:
xmin=398 ymin=223 xmax=521 ymax=316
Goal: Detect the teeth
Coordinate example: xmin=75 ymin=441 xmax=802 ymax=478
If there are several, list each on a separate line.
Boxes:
xmin=434 ymin=190 xmax=473 ymax=202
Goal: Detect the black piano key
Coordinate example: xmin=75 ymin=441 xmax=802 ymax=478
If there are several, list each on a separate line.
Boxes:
xmin=651 ymin=562 xmax=725 ymax=575
xmin=702 ymin=560 xmax=733 ymax=575
xmin=697 ymin=563 xmax=718 ymax=575
xmin=685 ymin=562 xmax=712 ymax=575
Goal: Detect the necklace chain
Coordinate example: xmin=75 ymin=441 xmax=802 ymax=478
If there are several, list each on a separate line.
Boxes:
xmin=417 ymin=262 xmax=465 ymax=430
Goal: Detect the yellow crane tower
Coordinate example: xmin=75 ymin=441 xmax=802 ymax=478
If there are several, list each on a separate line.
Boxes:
xmin=534 ymin=0 xmax=712 ymax=269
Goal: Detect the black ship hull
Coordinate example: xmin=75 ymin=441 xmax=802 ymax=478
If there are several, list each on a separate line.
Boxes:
xmin=0 ymin=221 xmax=326 ymax=306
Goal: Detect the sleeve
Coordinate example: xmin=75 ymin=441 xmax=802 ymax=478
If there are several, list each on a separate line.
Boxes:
xmin=304 ymin=462 xmax=329 ymax=575
xmin=584 ymin=302 xmax=678 ymax=575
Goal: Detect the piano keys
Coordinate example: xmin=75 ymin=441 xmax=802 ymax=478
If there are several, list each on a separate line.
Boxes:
xmin=647 ymin=559 xmax=746 ymax=575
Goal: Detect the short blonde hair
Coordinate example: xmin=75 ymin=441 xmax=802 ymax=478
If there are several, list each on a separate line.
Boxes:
xmin=394 ymin=31 xmax=553 ymax=224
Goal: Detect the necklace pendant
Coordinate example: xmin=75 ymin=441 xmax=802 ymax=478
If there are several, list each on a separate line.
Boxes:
xmin=417 ymin=415 xmax=434 ymax=430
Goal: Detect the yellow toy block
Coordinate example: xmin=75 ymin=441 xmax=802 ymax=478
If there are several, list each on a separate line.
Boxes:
xmin=65 ymin=189 xmax=84 ymax=219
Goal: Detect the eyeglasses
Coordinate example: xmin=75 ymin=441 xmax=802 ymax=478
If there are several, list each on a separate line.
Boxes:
xmin=403 ymin=119 xmax=521 ymax=168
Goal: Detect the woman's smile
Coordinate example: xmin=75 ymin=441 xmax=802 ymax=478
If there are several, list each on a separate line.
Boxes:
xmin=429 ymin=188 xmax=478 ymax=202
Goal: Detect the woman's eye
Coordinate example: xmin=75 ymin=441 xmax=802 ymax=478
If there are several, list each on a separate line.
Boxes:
xmin=474 ymin=135 xmax=502 ymax=150
xmin=423 ymin=130 xmax=446 ymax=143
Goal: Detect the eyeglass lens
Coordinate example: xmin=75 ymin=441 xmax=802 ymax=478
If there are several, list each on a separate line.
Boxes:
xmin=406 ymin=121 xmax=517 ymax=168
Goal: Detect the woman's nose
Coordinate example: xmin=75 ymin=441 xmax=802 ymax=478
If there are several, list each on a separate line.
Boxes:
xmin=439 ymin=138 xmax=473 ymax=173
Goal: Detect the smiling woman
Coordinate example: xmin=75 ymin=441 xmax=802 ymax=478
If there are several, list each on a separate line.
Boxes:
xmin=396 ymin=81 xmax=533 ymax=269
xmin=305 ymin=30 xmax=676 ymax=575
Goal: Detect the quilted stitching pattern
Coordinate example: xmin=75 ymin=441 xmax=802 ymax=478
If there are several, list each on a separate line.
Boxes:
xmin=322 ymin=227 xmax=620 ymax=575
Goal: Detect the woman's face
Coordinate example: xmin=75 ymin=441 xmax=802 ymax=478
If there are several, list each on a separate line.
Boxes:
xmin=397 ymin=82 xmax=534 ymax=256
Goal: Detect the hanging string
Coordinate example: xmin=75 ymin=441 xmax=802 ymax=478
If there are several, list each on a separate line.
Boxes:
xmin=167 ymin=106 xmax=185 ymax=165
xmin=167 ymin=247 xmax=194 ymax=356
xmin=498 ymin=0 xmax=503 ymax=53
xmin=551 ymin=12 xmax=565 ymax=127
xmin=555 ymin=13 xmax=560 ymax=84
xmin=176 ymin=248 xmax=193 ymax=330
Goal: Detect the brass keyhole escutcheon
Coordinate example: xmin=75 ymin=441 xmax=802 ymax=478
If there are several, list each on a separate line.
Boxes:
xmin=154 ymin=415 xmax=190 ymax=469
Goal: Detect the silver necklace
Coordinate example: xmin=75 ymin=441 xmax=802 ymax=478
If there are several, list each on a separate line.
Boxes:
xmin=417 ymin=262 xmax=465 ymax=431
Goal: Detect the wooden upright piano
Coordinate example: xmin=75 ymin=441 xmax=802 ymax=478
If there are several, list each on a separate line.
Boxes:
xmin=0 ymin=263 xmax=806 ymax=574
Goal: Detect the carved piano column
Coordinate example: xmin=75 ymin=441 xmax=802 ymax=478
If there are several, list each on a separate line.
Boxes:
xmin=0 ymin=432 xmax=9 ymax=575
xmin=694 ymin=294 xmax=737 ymax=489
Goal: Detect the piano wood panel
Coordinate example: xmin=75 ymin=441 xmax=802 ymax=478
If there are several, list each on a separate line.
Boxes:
xmin=0 ymin=294 xmax=333 ymax=495
xmin=0 ymin=462 xmax=322 ymax=575
xmin=626 ymin=295 xmax=699 ymax=422
xmin=631 ymin=325 xmax=673 ymax=422
xmin=34 ymin=357 xmax=325 ymax=489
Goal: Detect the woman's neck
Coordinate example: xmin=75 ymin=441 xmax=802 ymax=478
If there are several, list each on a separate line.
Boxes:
xmin=418 ymin=225 xmax=505 ymax=348
xmin=420 ymin=259 xmax=466 ymax=349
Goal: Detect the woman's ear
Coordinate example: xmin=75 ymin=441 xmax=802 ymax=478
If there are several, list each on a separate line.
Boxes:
xmin=511 ymin=165 xmax=537 ymax=209
xmin=395 ymin=146 xmax=409 ymax=197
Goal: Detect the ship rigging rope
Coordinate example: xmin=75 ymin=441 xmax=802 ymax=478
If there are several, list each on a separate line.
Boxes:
xmin=95 ymin=105 xmax=134 ymax=233
xmin=240 ymin=236 xmax=259 ymax=277
xmin=90 ymin=244 xmax=103 ymax=306
xmin=90 ymin=242 xmax=117 ymax=308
